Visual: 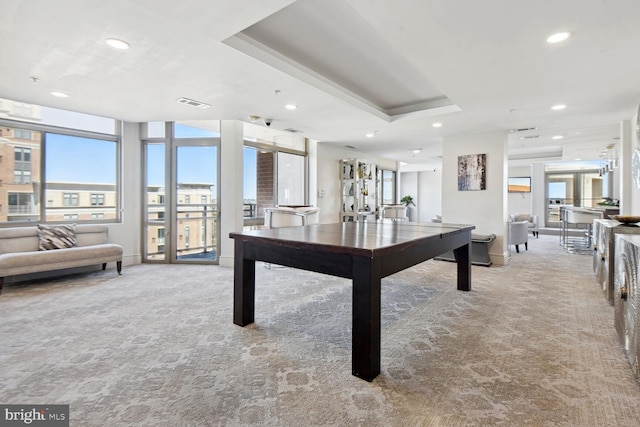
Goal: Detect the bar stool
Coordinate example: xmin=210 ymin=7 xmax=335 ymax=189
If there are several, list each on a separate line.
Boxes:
xmin=559 ymin=206 xmax=569 ymax=248
xmin=564 ymin=209 xmax=601 ymax=254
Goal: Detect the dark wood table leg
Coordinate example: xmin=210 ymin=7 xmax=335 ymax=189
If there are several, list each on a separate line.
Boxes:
xmin=453 ymin=240 xmax=472 ymax=291
xmin=351 ymin=256 xmax=382 ymax=381
xmin=234 ymin=240 xmax=256 ymax=326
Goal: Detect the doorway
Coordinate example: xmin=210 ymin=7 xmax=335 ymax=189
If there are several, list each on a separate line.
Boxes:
xmin=143 ymin=124 xmax=220 ymax=264
xmin=545 ymin=170 xmax=601 ymax=227
xmin=172 ymin=143 xmax=218 ymax=262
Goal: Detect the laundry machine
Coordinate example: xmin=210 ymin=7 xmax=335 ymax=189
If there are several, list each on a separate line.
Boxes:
xmin=614 ymin=234 xmax=640 ymax=380
xmin=593 ymin=219 xmax=640 ymax=304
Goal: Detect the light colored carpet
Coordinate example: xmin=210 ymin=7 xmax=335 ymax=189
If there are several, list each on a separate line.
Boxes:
xmin=1 ymin=234 xmax=639 ymax=426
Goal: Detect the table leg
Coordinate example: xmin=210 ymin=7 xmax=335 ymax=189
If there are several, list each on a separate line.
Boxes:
xmin=352 ymin=256 xmax=381 ymax=381
xmin=233 ymin=240 xmax=255 ymax=326
xmin=453 ymin=242 xmax=472 ymax=291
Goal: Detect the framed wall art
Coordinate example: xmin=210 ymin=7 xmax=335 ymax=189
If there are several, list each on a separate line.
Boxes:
xmin=458 ymin=153 xmax=486 ymax=191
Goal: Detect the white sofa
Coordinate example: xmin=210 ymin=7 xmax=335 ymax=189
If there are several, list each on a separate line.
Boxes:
xmin=0 ymin=224 xmax=123 ymax=293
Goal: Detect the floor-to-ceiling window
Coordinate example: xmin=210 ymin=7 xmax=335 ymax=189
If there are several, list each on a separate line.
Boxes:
xmin=242 ymin=123 xmax=308 ymax=228
xmin=144 ymin=141 xmax=166 ymax=260
xmin=277 ymin=152 xmax=305 ymax=206
xmin=142 ymin=121 xmax=220 ymax=264
xmin=379 ymin=169 xmax=396 ymax=204
xmin=243 ymin=146 xmax=276 ymax=226
xmin=173 ymin=143 xmax=218 ymax=262
xmin=0 ymin=98 xmax=120 ymax=224
xmin=545 ymin=161 xmax=603 ymax=227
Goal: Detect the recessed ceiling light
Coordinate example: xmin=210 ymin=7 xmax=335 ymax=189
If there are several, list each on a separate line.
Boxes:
xmin=551 ymin=104 xmax=567 ymax=111
xmin=432 ymin=122 xmax=443 ymax=128
xmin=365 ymin=133 xmax=375 ymax=138
xmin=50 ymin=91 xmax=69 ymax=98
xmin=547 ymin=31 xmax=571 ymax=44
xmin=551 ymin=135 xmax=564 ymax=140
xmin=285 ymin=104 xmax=297 ymax=110
xmin=412 ymin=149 xmax=422 ymax=154
xmin=105 ymin=38 xmax=130 ymax=50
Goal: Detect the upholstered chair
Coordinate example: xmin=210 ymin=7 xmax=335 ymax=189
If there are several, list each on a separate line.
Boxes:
xmin=508 ymin=221 xmax=529 ymax=253
xmin=509 ymin=213 xmax=539 ymax=238
xmin=381 ymin=205 xmax=407 ymax=222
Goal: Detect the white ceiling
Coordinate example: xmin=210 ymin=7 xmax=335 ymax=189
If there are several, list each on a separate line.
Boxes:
xmin=1 ymin=0 xmax=639 ymax=165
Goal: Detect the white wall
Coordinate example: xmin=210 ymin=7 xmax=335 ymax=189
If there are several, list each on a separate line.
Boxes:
xmin=307 ymin=139 xmax=318 ymax=207
xmin=507 ymin=165 xmax=532 ymax=215
xmin=418 ymin=169 xmax=442 ymax=222
xmin=620 ymin=119 xmax=633 ymax=215
xmin=441 ymin=131 xmax=509 ymax=265
xmin=108 ymin=121 xmax=142 ymax=266
xmin=219 ymin=120 xmax=245 ymax=268
xmin=531 ymin=163 xmax=546 ymax=228
xmin=398 ymin=167 xmax=442 ymax=222
xmin=400 ymin=171 xmax=418 ymax=221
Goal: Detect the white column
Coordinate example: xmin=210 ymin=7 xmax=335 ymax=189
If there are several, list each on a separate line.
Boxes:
xmin=531 ymin=163 xmax=546 ymax=228
xmin=307 ymin=139 xmax=318 ymax=206
xmin=441 ymin=131 xmax=509 ymax=265
xmin=619 ymin=119 xmax=632 ymax=215
xmin=109 ymin=121 xmax=142 ymax=266
xmin=219 ymin=120 xmax=244 ymax=267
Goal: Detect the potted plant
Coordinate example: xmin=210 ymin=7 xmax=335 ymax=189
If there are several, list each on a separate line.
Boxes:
xmin=400 ymin=195 xmax=415 ymax=207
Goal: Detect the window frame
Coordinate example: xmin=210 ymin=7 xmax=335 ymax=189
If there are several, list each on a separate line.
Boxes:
xmin=91 ymin=193 xmax=105 ymax=206
xmin=13 ymin=147 xmax=32 ymax=184
xmin=242 ymin=140 xmax=308 ymax=227
xmin=63 ymin=193 xmax=79 ymax=207
xmin=0 ymin=117 xmax=122 ymax=225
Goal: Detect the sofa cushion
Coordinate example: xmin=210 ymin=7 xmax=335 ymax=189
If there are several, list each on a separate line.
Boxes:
xmin=38 ymin=224 xmax=77 ymax=250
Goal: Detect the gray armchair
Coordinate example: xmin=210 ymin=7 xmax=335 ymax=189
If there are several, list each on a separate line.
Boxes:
xmin=509 ymin=213 xmax=539 ymax=238
xmin=381 ymin=205 xmax=407 ymax=222
xmin=509 ymin=220 xmax=529 ymax=253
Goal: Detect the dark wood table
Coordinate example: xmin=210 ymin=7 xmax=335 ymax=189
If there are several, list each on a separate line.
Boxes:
xmin=229 ymin=221 xmax=475 ymax=381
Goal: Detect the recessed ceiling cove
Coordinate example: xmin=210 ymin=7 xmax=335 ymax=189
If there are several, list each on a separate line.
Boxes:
xmin=223 ymin=0 xmax=459 ymax=122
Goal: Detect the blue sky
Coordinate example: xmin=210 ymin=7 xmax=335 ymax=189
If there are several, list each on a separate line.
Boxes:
xmin=46 ymin=133 xmax=116 ymax=183
xmin=45 ymin=123 xmax=257 ymax=199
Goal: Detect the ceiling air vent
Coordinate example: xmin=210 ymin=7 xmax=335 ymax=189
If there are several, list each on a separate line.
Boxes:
xmin=508 ymin=126 xmax=538 ymax=133
xmin=519 ymin=135 xmax=540 ymax=140
xmin=284 ymin=128 xmax=302 ymax=133
xmin=176 ymin=97 xmax=211 ymax=109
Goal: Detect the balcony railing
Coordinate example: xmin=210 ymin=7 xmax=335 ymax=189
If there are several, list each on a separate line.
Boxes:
xmin=7 ymin=205 xmax=38 ymax=214
xmin=243 ymin=203 xmax=257 ymax=219
xmin=174 ymin=204 xmax=218 ymax=261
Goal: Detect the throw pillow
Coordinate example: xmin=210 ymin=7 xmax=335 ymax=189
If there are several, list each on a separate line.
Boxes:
xmin=38 ymin=224 xmax=77 ymax=251
xmin=515 ymin=213 xmax=530 ymax=222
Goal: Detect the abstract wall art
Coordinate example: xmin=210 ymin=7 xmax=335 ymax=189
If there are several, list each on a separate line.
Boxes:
xmin=458 ymin=153 xmax=486 ymax=191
